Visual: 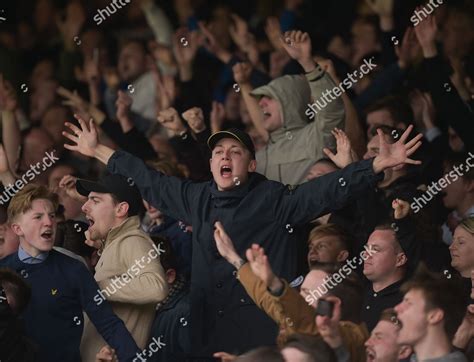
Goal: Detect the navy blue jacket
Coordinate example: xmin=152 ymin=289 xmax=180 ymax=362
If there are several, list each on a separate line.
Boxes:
xmin=0 ymin=250 xmax=139 ymax=362
xmin=107 ymin=150 xmax=383 ymax=357
xmin=149 ymin=215 xmax=193 ymax=278
xmin=147 ymin=286 xmax=191 ymax=362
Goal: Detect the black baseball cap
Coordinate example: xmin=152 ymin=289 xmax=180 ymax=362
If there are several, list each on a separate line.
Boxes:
xmin=207 ymin=128 xmax=256 ymax=159
xmin=76 ymin=174 xmax=144 ymax=216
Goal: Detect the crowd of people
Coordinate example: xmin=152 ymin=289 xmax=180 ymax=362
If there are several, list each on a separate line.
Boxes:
xmin=0 ymin=0 xmax=473 ymax=361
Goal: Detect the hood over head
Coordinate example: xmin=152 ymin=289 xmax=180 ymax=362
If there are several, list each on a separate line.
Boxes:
xmin=250 ymin=75 xmax=312 ymax=138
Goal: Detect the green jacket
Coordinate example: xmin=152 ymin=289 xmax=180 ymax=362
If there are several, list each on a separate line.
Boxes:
xmin=252 ymin=66 xmax=345 ymax=185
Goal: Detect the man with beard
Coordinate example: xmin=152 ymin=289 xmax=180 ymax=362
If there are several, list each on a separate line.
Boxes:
xmin=76 ymin=174 xmax=168 ymax=361
xmin=364 ymin=309 xmax=412 ymax=362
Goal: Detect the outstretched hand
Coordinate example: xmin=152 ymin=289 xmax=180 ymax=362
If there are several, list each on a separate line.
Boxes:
xmin=323 ymin=128 xmax=355 ymax=169
xmin=245 ymin=244 xmax=279 ymax=289
xmin=63 ymin=114 xmax=99 ymax=158
xmin=214 ymin=221 xmax=242 ymax=268
xmin=372 ymin=125 xmax=423 ymax=174
xmin=396 ymin=27 xmax=421 ymax=69
xmin=413 ymin=8 xmax=437 ymax=57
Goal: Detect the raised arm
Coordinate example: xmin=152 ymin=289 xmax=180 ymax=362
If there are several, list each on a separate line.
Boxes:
xmin=274 ymin=125 xmax=423 ymax=225
xmin=414 ymin=10 xmax=474 ymax=151
xmin=63 ymin=114 xmax=202 ymax=222
xmin=139 ymin=0 xmax=173 ymax=46
xmin=0 ymin=75 xmax=21 ymax=172
xmin=318 ymin=59 xmax=366 ymax=158
xmin=232 ymin=62 xmax=269 ymax=141
xmin=213 ymin=222 xmax=317 ymax=335
xmin=280 ymin=31 xmax=345 ymax=157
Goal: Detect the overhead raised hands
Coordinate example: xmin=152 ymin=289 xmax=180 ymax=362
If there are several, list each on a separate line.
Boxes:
xmin=280 ymin=30 xmax=315 ymax=72
xmin=323 ymin=128 xmax=357 ymax=169
xmin=63 ymin=114 xmax=100 ymax=158
xmin=372 ymin=125 xmax=423 ymax=174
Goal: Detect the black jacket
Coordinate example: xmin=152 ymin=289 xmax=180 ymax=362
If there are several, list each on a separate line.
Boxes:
xmin=107 ymin=150 xmax=384 ymax=358
xmin=147 ymin=284 xmax=191 ymax=362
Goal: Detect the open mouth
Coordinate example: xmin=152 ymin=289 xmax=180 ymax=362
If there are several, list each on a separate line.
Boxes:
xmin=87 ymin=217 xmax=95 ymax=229
xmin=366 ymin=349 xmax=376 ymax=362
xmin=41 ymin=230 xmax=53 ymax=241
xmin=263 ymin=111 xmax=271 ymax=119
xmin=309 ymin=255 xmax=319 ymax=263
xmin=220 ymin=165 xmax=232 ymax=178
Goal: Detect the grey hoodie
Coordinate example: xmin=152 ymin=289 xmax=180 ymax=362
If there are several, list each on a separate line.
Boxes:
xmin=251 ymin=65 xmax=345 ymax=185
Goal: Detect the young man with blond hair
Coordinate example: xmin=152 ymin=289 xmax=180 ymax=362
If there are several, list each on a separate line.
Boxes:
xmin=0 ymin=184 xmax=139 ymax=362
xmin=307 ymin=223 xmax=352 ymax=267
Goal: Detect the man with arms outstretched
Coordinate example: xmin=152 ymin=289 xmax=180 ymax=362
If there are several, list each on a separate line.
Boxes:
xmin=63 ymin=109 xmax=421 ymax=358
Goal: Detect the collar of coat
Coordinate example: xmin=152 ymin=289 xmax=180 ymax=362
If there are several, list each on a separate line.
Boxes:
xmin=104 ymin=215 xmax=141 ymax=246
xmin=210 ymin=172 xmax=267 ymax=207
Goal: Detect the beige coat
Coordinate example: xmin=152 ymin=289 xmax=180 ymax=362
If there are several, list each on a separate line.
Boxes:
xmin=80 ymin=216 xmax=168 ymax=361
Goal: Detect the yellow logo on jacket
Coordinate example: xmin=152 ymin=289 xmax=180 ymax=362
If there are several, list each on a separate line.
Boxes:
xmin=51 ymin=288 xmax=58 ymax=295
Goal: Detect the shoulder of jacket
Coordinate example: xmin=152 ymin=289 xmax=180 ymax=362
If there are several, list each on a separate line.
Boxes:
xmin=51 ymin=249 xmax=87 ymax=269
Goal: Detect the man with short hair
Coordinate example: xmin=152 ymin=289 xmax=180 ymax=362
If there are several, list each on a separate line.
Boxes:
xmin=307 ymin=223 xmax=351 ymax=267
xmin=365 ymin=96 xmax=412 ymax=140
xmin=361 ymin=225 xmax=408 ymax=331
xmin=76 ymin=174 xmax=168 ymax=362
xmin=0 ymin=184 xmax=140 ymax=361
xmin=63 ymin=112 xmax=422 ymax=356
xmin=395 ymin=267 xmax=468 ymax=362
xmin=364 ymin=308 xmax=412 ymax=362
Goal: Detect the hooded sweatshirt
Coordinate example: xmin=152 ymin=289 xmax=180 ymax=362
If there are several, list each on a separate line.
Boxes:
xmin=251 ymin=66 xmax=345 ymax=185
